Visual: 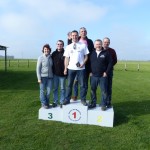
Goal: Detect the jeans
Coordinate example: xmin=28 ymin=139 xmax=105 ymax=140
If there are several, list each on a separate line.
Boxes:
xmin=53 ymin=74 xmax=66 ymax=104
xmin=65 ymin=69 xmax=86 ymax=102
xmin=107 ymin=70 xmax=113 ymax=103
xmin=40 ymin=77 xmax=53 ymax=106
xmin=73 ymin=70 xmax=89 ymax=98
xmin=90 ymin=76 xmax=108 ymax=106
xmin=73 ymin=75 xmax=78 ymax=97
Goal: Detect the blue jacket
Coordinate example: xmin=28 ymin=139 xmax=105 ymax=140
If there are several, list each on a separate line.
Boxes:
xmin=90 ymin=49 xmax=113 ymax=77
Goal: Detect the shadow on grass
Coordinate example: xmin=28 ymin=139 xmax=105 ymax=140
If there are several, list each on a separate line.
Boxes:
xmin=114 ymin=100 xmax=150 ymax=126
xmin=0 ymin=70 xmax=38 ymax=90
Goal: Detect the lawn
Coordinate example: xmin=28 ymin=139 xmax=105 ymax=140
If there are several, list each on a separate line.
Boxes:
xmin=0 ymin=60 xmax=150 ymax=150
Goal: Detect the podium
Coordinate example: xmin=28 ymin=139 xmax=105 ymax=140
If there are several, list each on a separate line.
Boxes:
xmin=38 ymin=100 xmax=114 ymax=127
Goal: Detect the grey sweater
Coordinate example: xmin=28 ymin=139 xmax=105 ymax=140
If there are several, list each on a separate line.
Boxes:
xmin=36 ymin=54 xmax=53 ymax=80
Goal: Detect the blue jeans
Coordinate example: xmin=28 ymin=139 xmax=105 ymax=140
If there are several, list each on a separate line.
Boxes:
xmin=90 ymin=76 xmax=108 ymax=106
xmin=40 ymin=77 xmax=53 ymax=106
xmin=53 ymin=74 xmax=66 ymax=104
xmin=65 ymin=69 xmax=86 ymax=102
xmin=73 ymin=75 xmax=78 ymax=97
xmin=73 ymin=70 xmax=89 ymax=98
xmin=107 ymin=70 xmax=113 ymax=103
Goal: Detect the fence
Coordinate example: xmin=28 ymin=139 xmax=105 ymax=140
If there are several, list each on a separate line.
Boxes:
xmin=0 ymin=59 xmax=150 ymax=71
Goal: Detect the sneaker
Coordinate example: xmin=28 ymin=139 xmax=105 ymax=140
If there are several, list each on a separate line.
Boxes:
xmin=52 ymin=103 xmax=57 ymax=108
xmin=60 ymin=104 xmax=63 ymax=108
xmin=101 ymin=105 xmax=107 ymax=111
xmin=71 ymin=96 xmax=77 ymax=101
xmin=63 ymin=100 xmax=70 ymax=105
xmin=88 ymin=103 xmax=96 ymax=109
xmin=81 ymin=100 xmax=88 ymax=106
xmin=42 ymin=104 xmax=49 ymax=109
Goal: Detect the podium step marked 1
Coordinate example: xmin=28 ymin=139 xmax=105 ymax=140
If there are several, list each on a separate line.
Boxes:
xmin=38 ymin=100 xmax=114 ymax=127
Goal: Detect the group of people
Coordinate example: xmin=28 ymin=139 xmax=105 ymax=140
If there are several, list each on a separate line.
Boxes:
xmin=36 ymin=27 xmax=117 ymax=111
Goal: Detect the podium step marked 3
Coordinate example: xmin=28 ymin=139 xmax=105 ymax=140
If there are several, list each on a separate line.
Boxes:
xmin=38 ymin=100 xmax=114 ymax=127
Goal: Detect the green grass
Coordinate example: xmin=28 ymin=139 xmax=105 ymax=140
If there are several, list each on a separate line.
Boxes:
xmin=0 ymin=61 xmax=150 ymax=150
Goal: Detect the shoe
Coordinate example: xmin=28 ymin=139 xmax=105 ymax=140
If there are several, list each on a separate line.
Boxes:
xmin=60 ymin=104 xmax=63 ymax=108
xmin=71 ymin=96 xmax=77 ymax=101
xmin=52 ymin=103 xmax=57 ymax=108
xmin=42 ymin=104 xmax=49 ymax=109
xmin=81 ymin=100 xmax=88 ymax=106
xmin=88 ymin=103 xmax=96 ymax=109
xmin=63 ymin=100 xmax=70 ymax=105
xmin=106 ymin=101 xmax=112 ymax=108
xmin=101 ymin=105 xmax=107 ymax=111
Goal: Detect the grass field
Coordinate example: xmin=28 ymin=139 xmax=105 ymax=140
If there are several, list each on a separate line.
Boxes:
xmin=0 ymin=60 xmax=150 ymax=150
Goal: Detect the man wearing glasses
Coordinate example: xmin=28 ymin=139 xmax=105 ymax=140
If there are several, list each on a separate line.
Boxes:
xmin=63 ymin=30 xmax=89 ymax=106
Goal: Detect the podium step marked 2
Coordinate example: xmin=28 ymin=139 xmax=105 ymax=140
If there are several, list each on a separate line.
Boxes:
xmin=38 ymin=100 xmax=114 ymax=127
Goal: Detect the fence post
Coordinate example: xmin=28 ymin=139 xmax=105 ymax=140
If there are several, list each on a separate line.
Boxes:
xmin=18 ymin=59 xmax=19 ymax=67
xmin=124 ymin=63 xmax=127 ymax=71
xmin=9 ymin=59 xmax=10 ymax=67
xmin=137 ymin=64 xmax=140 ymax=71
xmin=28 ymin=59 xmax=29 ymax=68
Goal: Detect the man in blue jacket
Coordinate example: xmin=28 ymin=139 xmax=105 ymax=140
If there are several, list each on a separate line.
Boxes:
xmin=88 ymin=39 xmax=113 ymax=111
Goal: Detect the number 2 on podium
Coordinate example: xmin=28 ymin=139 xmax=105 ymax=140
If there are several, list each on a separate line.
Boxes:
xmin=97 ymin=116 xmax=102 ymax=123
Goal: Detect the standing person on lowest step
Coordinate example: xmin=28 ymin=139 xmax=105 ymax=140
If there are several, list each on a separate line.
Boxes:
xmin=103 ymin=37 xmax=117 ymax=108
xmin=52 ymin=40 xmax=66 ymax=108
xmin=36 ymin=44 xmax=53 ymax=109
xmin=63 ymin=30 xmax=89 ymax=106
xmin=89 ymin=39 xmax=113 ymax=111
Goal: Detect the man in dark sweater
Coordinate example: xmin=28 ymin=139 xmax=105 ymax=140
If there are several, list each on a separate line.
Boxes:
xmin=89 ymin=39 xmax=113 ymax=111
xmin=103 ymin=37 xmax=117 ymax=108
xmin=52 ymin=40 xmax=66 ymax=108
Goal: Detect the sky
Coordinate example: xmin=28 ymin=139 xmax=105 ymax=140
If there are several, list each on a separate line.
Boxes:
xmin=0 ymin=0 xmax=150 ymax=60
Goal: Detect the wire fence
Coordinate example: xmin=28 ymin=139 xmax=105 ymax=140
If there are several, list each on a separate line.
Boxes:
xmin=0 ymin=59 xmax=150 ymax=72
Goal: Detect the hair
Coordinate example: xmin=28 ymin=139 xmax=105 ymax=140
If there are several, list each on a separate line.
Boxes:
xmin=95 ymin=39 xmax=102 ymax=43
xmin=71 ymin=30 xmax=78 ymax=35
xmin=57 ymin=40 xmax=64 ymax=46
xmin=103 ymin=37 xmax=110 ymax=42
xmin=42 ymin=44 xmax=51 ymax=53
xmin=79 ymin=27 xmax=87 ymax=32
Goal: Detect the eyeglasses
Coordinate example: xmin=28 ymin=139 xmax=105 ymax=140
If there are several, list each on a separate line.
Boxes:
xmin=73 ymin=43 xmax=76 ymax=49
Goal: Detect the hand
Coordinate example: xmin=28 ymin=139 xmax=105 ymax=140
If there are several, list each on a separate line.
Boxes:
xmin=89 ymin=73 xmax=92 ymax=76
xmin=64 ymin=69 xmax=67 ymax=75
xmin=38 ymin=80 xmax=41 ymax=83
xmin=103 ymin=72 xmax=107 ymax=77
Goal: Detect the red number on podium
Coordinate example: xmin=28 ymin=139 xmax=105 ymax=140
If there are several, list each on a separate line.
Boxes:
xmin=72 ymin=112 xmax=76 ymax=119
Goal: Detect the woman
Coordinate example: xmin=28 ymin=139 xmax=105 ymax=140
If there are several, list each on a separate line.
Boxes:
xmin=36 ymin=44 xmax=53 ymax=109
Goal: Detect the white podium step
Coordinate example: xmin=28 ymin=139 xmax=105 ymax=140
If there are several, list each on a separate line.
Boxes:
xmin=38 ymin=100 xmax=114 ymax=127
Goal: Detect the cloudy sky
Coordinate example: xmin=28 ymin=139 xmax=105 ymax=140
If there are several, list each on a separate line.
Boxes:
xmin=0 ymin=0 xmax=150 ymax=60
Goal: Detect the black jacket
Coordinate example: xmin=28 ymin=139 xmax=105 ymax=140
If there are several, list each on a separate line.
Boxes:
xmin=90 ymin=49 xmax=113 ymax=77
xmin=52 ymin=49 xmax=65 ymax=77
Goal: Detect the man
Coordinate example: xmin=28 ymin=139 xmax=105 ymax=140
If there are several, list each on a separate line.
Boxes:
xmin=71 ymin=27 xmax=94 ymax=101
xmin=103 ymin=37 xmax=117 ymax=108
xmin=63 ymin=30 xmax=89 ymax=106
xmin=89 ymin=39 xmax=113 ymax=111
xmin=52 ymin=40 xmax=66 ymax=108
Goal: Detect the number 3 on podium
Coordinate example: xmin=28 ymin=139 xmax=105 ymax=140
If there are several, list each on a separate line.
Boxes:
xmin=97 ymin=116 xmax=102 ymax=123
xmin=48 ymin=113 xmax=53 ymax=119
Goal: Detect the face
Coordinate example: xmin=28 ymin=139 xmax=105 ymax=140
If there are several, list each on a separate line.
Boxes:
xmin=79 ymin=28 xmax=87 ymax=38
xmin=71 ymin=32 xmax=78 ymax=42
xmin=43 ymin=47 xmax=50 ymax=56
xmin=94 ymin=41 xmax=102 ymax=50
xmin=57 ymin=41 xmax=64 ymax=51
xmin=103 ymin=39 xmax=110 ymax=49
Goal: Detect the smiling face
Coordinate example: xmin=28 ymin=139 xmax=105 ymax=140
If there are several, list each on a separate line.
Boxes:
xmin=43 ymin=47 xmax=50 ymax=56
xmin=57 ymin=41 xmax=64 ymax=51
xmin=94 ymin=40 xmax=102 ymax=51
xmin=103 ymin=38 xmax=110 ymax=49
xmin=79 ymin=27 xmax=87 ymax=38
xmin=71 ymin=31 xmax=78 ymax=43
